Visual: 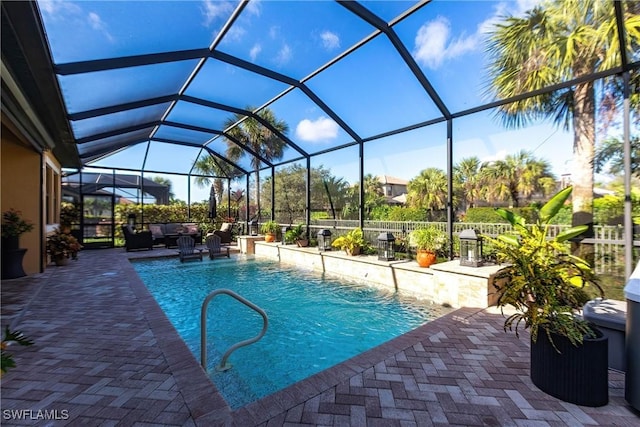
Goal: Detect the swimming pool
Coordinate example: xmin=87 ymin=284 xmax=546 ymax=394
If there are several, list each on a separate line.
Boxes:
xmin=133 ymin=257 xmax=448 ymax=409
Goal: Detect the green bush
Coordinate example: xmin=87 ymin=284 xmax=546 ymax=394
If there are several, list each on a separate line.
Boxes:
xmin=594 ymin=194 xmax=624 ymax=225
xmin=369 ymin=205 xmax=428 ymax=221
xmin=463 ymin=206 xmax=538 ymax=224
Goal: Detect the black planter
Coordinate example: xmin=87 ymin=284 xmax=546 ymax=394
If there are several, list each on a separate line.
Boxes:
xmin=530 ymin=329 xmax=608 ymax=407
xmin=2 ymin=235 xmax=19 ymax=251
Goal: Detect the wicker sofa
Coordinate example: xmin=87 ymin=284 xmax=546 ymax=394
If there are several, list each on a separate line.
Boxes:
xmin=121 ymin=225 xmax=153 ymax=251
xmin=148 ymin=223 xmax=203 ymax=247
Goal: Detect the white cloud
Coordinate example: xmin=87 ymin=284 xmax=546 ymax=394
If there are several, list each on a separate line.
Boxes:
xmin=223 ymin=25 xmax=246 ymax=43
xmin=276 ymin=44 xmax=292 ymax=64
xmin=87 ymin=11 xmax=114 ymax=42
xmin=249 ymin=44 xmax=261 ymax=61
xmin=413 ymin=0 xmax=542 ymax=70
xmin=39 ymin=0 xmax=82 ymax=17
xmin=202 ymin=0 xmax=234 ymax=26
xmin=320 ymin=31 xmax=340 ymax=51
xmin=413 ymin=16 xmax=478 ymax=69
xmin=245 ymin=0 xmax=261 ymax=17
xmin=296 ymin=117 xmax=339 ymax=142
xmin=269 ymin=26 xmax=280 ymax=40
xmin=481 ymin=149 xmax=508 ymax=164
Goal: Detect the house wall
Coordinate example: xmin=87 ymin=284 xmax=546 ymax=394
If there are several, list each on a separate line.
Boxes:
xmin=1 ymin=126 xmax=42 ymax=274
xmin=1 ymin=121 xmax=64 ymax=275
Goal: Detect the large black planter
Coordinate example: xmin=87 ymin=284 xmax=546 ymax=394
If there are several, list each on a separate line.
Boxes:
xmin=1 ymin=236 xmax=27 ymax=279
xmin=530 ymin=329 xmax=608 ymax=407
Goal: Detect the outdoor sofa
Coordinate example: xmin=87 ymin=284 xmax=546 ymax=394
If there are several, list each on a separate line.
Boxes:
xmin=148 ymin=223 xmax=203 ymax=247
xmin=121 ymin=225 xmax=154 ymax=251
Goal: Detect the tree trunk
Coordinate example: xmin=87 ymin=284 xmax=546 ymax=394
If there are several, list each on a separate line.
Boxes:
xmin=571 ymin=80 xmax=596 ymax=260
xmin=571 ymin=81 xmax=595 ymax=229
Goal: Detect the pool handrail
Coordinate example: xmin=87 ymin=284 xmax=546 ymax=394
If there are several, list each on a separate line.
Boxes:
xmin=201 ymin=288 xmax=268 ymax=372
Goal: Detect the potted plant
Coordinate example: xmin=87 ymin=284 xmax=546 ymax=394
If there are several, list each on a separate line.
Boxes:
xmin=285 ymin=224 xmax=308 ymax=247
xmin=408 ymin=226 xmax=446 ymax=267
xmin=331 ymin=227 xmax=366 ymax=256
xmin=47 ymin=228 xmax=83 ymax=266
xmin=1 ymin=208 xmax=34 ymax=250
xmin=59 ymin=202 xmax=80 ymax=234
xmin=486 ymin=186 xmax=608 ymax=407
xmin=260 ymin=220 xmax=279 ymax=243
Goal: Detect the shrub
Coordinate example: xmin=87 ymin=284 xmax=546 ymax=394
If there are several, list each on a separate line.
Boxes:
xmin=464 ymin=206 xmax=537 ymax=223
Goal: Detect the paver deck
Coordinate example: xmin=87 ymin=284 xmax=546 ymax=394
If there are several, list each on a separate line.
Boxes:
xmin=1 ymin=247 xmax=638 ymax=426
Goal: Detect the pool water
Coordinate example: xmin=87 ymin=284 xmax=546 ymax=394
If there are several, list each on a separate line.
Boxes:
xmin=133 ymin=257 xmax=444 ymax=409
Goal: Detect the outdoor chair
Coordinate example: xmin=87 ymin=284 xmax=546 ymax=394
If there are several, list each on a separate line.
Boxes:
xmin=213 ymin=222 xmax=234 ymax=244
xmin=176 ymin=235 xmax=203 ymax=262
xmin=121 ymin=225 xmax=153 ymax=252
xmin=206 ymin=234 xmax=230 ymax=260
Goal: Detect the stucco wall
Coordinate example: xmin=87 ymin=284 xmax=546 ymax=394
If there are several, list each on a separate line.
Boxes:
xmin=1 ymin=134 xmax=42 ymax=274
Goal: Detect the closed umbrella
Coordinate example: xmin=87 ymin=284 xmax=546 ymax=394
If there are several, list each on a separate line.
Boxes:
xmin=208 ymin=185 xmax=217 ymax=219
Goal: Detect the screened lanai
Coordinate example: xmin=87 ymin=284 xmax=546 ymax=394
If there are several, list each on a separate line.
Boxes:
xmin=9 ymin=0 xmax=638 ymax=280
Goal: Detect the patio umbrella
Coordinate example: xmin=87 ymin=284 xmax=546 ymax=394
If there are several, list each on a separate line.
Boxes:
xmin=208 ymin=185 xmax=217 ymax=219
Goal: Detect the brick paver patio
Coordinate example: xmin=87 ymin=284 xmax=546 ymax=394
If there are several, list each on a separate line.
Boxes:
xmin=1 ymin=247 xmax=638 ymax=426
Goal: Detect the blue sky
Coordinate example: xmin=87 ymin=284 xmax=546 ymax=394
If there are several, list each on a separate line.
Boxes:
xmin=41 ymin=0 xmax=595 ymax=203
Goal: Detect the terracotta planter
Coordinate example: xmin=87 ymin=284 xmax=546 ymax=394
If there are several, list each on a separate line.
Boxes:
xmin=264 ymin=233 xmax=276 ymax=243
xmin=345 ymin=246 xmax=361 ymax=256
xmin=296 ymin=239 xmax=309 ymax=247
xmin=416 ymin=250 xmax=436 ymax=267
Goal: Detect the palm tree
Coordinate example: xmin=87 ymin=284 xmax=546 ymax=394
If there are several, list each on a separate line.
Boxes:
xmin=223 ymin=107 xmax=288 ymax=220
xmin=485 ymin=0 xmax=640 ymax=227
xmin=407 ymin=168 xmax=448 ymax=217
xmin=362 ymin=174 xmax=385 ymax=213
xmin=595 ymin=135 xmax=640 ymax=178
xmin=151 ymin=176 xmax=175 ymax=203
xmin=480 ymin=150 xmax=554 ymax=207
xmin=454 ymin=156 xmax=483 ymax=211
xmin=192 ymin=155 xmax=230 ymax=205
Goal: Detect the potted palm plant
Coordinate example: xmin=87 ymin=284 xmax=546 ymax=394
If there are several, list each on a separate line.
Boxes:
xmin=486 ymin=186 xmax=608 ymax=407
xmin=331 ymin=227 xmax=366 ymax=256
xmin=408 ymin=226 xmax=447 ymax=267
xmin=260 ymin=220 xmax=279 ymax=243
xmin=285 ymin=224 xmax=308 ymax=247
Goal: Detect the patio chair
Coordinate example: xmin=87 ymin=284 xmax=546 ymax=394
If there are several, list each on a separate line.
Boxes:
xmin=206 ymin=234 xmax=230 ymax=260
xmin=213 ymin=222 xmax=234 ymax=244
xmin=176 ymin=235 xmax=203 ymax=262
xmin=121 ymin=225 xmax=153 ymax=252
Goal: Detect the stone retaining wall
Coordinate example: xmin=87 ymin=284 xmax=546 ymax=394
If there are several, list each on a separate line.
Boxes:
xmin=253 ymin=242 xmax=503 ymax=308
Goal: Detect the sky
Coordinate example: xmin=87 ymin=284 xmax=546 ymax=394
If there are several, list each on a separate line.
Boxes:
xmin=40 ymin=0 xmax=624 ymax=203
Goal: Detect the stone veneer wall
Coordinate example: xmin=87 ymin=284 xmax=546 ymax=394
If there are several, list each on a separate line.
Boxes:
xmin=252 ymin=242 xmax=504 ymax=308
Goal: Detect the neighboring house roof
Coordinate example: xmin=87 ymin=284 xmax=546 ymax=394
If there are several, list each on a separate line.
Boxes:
xmin=378 ymin=175 xmax=409 ymax=186
xmin=389 ymin=194 xmax=407 ymax=204
xmin=594 ymin=187 xmax=616 ymax=197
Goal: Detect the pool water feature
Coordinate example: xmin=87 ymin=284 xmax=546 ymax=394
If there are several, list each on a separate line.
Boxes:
xmin=133 ymin=257 xmax=447 ymax=409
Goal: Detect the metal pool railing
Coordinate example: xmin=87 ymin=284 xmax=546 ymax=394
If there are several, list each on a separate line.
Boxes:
xmin=201 ymin=289 xmax=268 ymax=372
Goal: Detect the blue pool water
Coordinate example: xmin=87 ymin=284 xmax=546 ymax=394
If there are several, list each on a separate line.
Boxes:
xmin=133 ymin=257 xmax=444 ymax=409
